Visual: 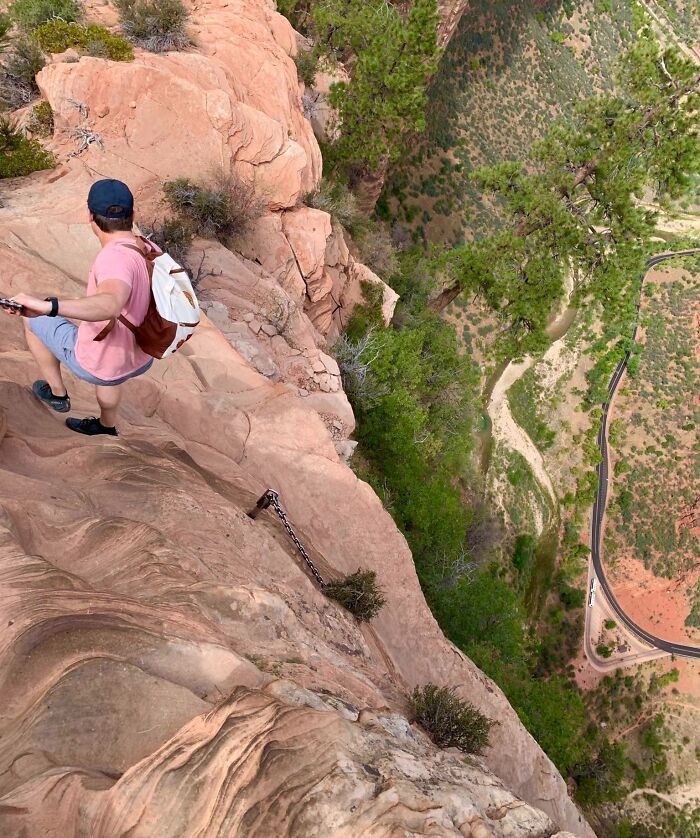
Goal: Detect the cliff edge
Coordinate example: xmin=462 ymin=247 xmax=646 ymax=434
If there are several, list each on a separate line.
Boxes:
xmin=0 ymin=1 xmax=593 ymax=835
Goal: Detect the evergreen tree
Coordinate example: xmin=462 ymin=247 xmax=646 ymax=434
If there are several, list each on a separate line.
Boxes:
xmin=313 ymin=0 xmax=440 ymax=176
xmin=433 ymin=28 xmax=700 ymax=359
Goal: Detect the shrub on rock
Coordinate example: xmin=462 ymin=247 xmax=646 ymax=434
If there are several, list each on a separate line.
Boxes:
xmin=410 ymin=683 xmax=496 ymax=755
xmin=0 ymin=37 xmax=45 ymax=110
xmin=116 ymin=0 xmax=190 ymax=52
xmin=141 ymin=217 xmax=194 ymax=272
xmin=34 ymin=20 xmax=134 ymax=61
xmin=9 ymin=0 xmax=81 ymax=31
xmin=0 ymin=116 xmax=54 ymax=178
xmin=305 ymin=177 xmax=365 ymax=235
xmin=163 ymin=174 xmax=265 ymax=244
xmin=293 ymin=48 xmax=317 ymax=88
xmin=28 ymin=100 xmax=53 ymax=135
xmin=323 ymin=569 xmax=386 ymax=622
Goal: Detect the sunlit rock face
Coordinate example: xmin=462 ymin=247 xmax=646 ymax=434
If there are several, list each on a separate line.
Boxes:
xmin=0 ymin=0 xmax=592 ymax=834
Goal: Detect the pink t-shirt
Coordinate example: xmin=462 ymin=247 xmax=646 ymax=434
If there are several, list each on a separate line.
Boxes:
xmin=75 ymin=238 xmax=158 ymax=381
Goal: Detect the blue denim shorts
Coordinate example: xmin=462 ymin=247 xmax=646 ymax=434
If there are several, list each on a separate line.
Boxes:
xmin=29 ymin=316 xmax=153 ymax=386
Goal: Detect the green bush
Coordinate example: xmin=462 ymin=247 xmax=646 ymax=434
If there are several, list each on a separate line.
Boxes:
xmin=411 ymin=683 xmax=496 ymax=754
xmin=559 ymin=582 xmax=585 ymax=609
xmin=512 ymin=533 xmax=536 ymax=575
xmin=575 ymin=739 xmax=627 ymax=804
xmin=142 ymin=216 xmax=194 ymax=269
xmin=293 ymin=48 xmax=317 ymax=88
xmin=28 ymin=100 xmax=53 ymax=135
xmin=323 ymin=569 xmax=386 ymax=621
xmin=163 ymin=174 xmax=265 ymax=243
xmin=604 ymin=618 xmax=616 ymax=630
xmin=116 ymin=0 xmax=190 ymax=52
xmin=0 ymin=37 xmax=45 ymax=109
xmin=343 ymin=279 xmax=384 ymax=342
xmin=9 ymin=0 xmax=81 ymax=30
xmin=276 ymin=0 xmax=312 ymax=33
xmin=0 ymin=116 xmax=54 ymax=178
xmin=34 ymin=20 xmax=134 ymax=61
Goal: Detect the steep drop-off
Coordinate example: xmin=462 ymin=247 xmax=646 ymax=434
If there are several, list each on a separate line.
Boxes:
xmin=0 ymin=1 xmax=592 ymax=834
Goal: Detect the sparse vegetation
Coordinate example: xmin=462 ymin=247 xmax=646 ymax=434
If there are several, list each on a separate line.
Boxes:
xmin=0 ymin=116 xmax=54 ymax=178
xmin=34 ymin=20 xmax=134 ymax=61
xmin=116 ymin=0 xmax=191 ymax=52
xmin=163 ymin=173 xmax=265 ymax=243
xmin=609 ymin=275 xmax=700 ymax=582
xmin=323 ymin=569 xmax=386 ymax=621
xmin=411 ymin=683 xmax=496 ymax=754
xmin=142 ymin=216 xmax=194 ymax=269
xmin=0 ymin=37 xmax=45 ymax=109
xmin=8 ymin=0 xmax=81 ymax=30
xmin=304 ymin=178 xmax=366 ymax=235
xmin=355 ymin=224 xmax=399 ymax=279
xmin=28 ymin=99 xmax=52 ymax=135
xmin=342 ymin=279 xmax=384 ymax=343
xmin=293 ymin=48 xmax=317 ymax=88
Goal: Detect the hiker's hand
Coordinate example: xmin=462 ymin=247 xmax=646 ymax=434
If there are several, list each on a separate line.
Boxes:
xmin=5 ymin=294 xmax=50 ymax=318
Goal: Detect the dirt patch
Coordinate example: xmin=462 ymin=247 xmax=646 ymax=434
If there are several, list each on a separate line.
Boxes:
xmin=612 ymin=555 xmax=700 ymax=645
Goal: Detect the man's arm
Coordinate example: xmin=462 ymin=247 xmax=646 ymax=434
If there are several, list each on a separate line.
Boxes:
xmin=5 ymin=279 xmax=131 ymax=321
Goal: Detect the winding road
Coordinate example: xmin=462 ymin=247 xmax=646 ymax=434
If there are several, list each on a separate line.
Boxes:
xmin=587 ymin=249 xmax=700 ymax=661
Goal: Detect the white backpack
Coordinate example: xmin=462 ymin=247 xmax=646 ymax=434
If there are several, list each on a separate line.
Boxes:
xmin=94 ymin=236 xmax=200 ymax=358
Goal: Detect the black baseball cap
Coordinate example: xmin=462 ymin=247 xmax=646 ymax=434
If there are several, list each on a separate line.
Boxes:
xmin=87 ymin=179 xmax=134 ymax=219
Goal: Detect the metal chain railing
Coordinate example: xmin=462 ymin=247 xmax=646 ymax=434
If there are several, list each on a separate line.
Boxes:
xmin=247 ymin=490 xmax=326 ymax=587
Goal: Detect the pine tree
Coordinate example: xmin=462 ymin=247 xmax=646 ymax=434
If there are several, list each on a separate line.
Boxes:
xmin=314 ymin=0 xmax=440 ymax=176
xmin=432 ymin=28 xmax=700 ymax=359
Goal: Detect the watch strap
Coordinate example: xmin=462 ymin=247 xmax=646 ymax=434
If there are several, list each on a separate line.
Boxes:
xmin=45 ymin=296 xmax=59 ymax=317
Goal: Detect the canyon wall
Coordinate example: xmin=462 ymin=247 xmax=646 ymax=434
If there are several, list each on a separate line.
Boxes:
xmin=0 ymin=1 xmax=592 ymax=835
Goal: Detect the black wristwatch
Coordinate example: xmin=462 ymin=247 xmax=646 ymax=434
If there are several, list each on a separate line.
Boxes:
xmin=45 ymin=296 xmax=59 ymax=317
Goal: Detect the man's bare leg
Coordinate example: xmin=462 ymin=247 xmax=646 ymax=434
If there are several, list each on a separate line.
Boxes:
xmin=96 ymin=384 xmax=122 ymax=428
xmin=23 ymin=319 xmax=67 ymax=396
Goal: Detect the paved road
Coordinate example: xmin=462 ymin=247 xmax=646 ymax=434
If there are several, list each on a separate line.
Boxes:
xmin=588 ymin=249 xmax=700 ymax=660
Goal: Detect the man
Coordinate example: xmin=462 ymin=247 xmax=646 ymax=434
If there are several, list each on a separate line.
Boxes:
xmin=4 ymin=179 xmax=156 ymax=436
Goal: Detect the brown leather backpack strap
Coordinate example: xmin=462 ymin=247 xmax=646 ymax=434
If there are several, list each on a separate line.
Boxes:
xmin=118 ymin=314 xmax=137 ymax=334
xmin=114 ymin=239 xmax=155 ymax=279
xmin=92 ymin=240 xmax=153 ymax=343
xmin=93 ymin=319 xmax=116 ymax=342
xmin=93 ymin=315 xmax=137 ymax=342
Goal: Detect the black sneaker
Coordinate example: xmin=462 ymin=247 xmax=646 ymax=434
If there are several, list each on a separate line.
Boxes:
xmin=32 ymin=380 xmax=71 ymax=413
xmin=66 ymin=417 xmax=118 ymax=437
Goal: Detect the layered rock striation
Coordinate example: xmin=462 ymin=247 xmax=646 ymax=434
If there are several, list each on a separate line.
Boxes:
xmin=0 ymin=0 xmax=592 ymax=835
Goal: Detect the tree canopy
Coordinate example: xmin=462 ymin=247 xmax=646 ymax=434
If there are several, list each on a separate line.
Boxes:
xmin=433 ymin=29 xmax=700 ymax=358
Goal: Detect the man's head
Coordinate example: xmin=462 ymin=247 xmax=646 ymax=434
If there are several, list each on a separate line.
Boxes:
xmin=87 ymin=179 xmax=135 ymax=233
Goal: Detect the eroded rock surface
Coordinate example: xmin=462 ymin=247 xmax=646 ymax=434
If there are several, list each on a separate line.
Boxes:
xmin=0 ymin=0 xmax=592 ymax=834
xmin=0 ymin=223 xmax=592 ymax=836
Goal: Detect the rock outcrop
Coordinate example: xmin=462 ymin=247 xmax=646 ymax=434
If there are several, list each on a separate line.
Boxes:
xmin=0 ymin=0 xmax=592 ymax=835
xmin=0 ymin=682 xmax=578 ymax=837
xmin=437 ymin=0 xmax=471 ymax=46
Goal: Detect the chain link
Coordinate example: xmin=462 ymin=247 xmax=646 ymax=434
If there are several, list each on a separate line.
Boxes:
xmin=257 ymin=490 xmax=326 ymax=588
